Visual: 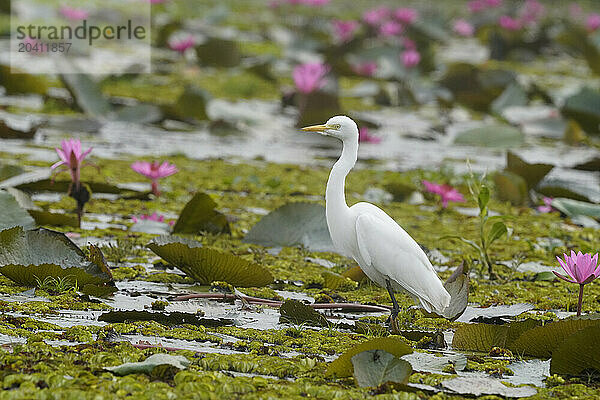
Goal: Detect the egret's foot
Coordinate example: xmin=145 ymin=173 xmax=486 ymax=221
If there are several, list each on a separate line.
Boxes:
xmin=386 ymin=312 xmax=400 ymax=333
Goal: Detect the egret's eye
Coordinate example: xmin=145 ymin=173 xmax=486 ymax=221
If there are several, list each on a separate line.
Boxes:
xmin=332 ymin=124 xmax=341 ymax=129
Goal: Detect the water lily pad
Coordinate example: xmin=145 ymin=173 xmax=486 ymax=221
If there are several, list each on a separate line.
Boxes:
xmin=130 ymin=219 xmax=172 ymax=235
xmin=402 ymin=352 xmax=467 ymax=373
xmin=326 ymin=336 xmax=413 ymax=378
xmin=0 ymin=190 xmax=35 ymax=231
xmin=456 ymin=303 xmax=535 ymax=323
xmin=243 ymin=202 xmax=334 ymax=252
xmin=550 ymin=198 xmax=600 ymax=220
xmin=510 ymin=315 xmax=600 ymax=358
xmin=113 ymin=103 xmax=163 ymax=124
xmin=15 ymin=179 xmax=123 ymax=195
xmin=60 ymin=74 xmax=112 ymax=118
xmin=342 ymin=265 xmax=368 ymax=282
xmin=98 ymin=310 xmax=232 ymax=327
xmin=147 ymin=236 xmax=273 ymax=287
xmin=537 ymin=178 xmax=598 ymax=203
xmin=279 ymin=299 xmax=329 ymax=327
xmin=0 ymin=164 xmax=24 ymax=181
xmin=0 ymin=65 xmax=48 ymax=95
xmin=452 ymin=319 xmax=541 ymax=353
xmin=0 ymin=226 xmax=112 ymax=286
xmin=561 ymin=87 xmax=600 ymax=134
xmin=493 ymin=171 xmax=528 ymax=206
xmin=172 ymin=192 xmax=230 ymax=235
xmin=322 ymin=271 xmax=357 ymax=291
xmin=351 ymin=350 xmax=412 ymax=388
xmin=442 ymin=376 xmax=537 ymax=397
xmin=164 ymin=86 xmax=210 ymax=122
xmin=505 ymin=152 xmax=553 ymax=191
xmin=296 ymin=90 xmax=342 ymax=128
xmin=491 ymin=83 xmax=528 ymax=115
xmin=550 ymin=325 xmax=600 ymax=376
xmin=105 ymin=354 xmax=190 ymax=376
xmin=27 ymin=210 xmax=79 ymax=228
xmin=0 ymin=114 xmax=38 ymax=139
xmin=195 ymin=37 xmax=242 ymax=67
xmin=454 ymin=125 xmax=524 ymax=148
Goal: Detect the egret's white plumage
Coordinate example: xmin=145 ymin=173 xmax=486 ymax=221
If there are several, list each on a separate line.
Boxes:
xmin=302 ymin=115 xmax=451 ymax=315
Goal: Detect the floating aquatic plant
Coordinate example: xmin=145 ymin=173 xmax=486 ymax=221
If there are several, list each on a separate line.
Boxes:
xmin=169 ymin=34 xmax=195 ymax=53
xmin=358 ymin=127 xmax=381 ymax=144
xmin=422 ymin=180 xmax=464 ymax=208
xmin=554 ymin=251 xmax=599 ymax=316
xmin=292 ymin=62 xmax=329 ymax=94
xmin=131 ymin=160 xmax=178 ymax=196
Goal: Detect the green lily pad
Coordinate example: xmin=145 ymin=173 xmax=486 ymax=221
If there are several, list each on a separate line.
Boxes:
xmin=164 ymin=86 xmax=211 ymax=122
xmin=351 ymin=350 xmax=412 ymax=388
xmin=561 ymin=87 xmax=600 ymax=135
xmin=0 ymin=115 xmax=38 ymax=139
xmin=550 ymin=325 xmax=600 ymax=376
xmin=105 ymin=354 xmax=190 ymax=376
xmin=0 ymin=226 xmax=112 ymax=286
xmin=0 ymin=65 xmax=48 ymax=95
xmin=493 ymin=171 xmax=528 ymax=206
xmin=537 ymin=180 xmax=598 ymax=203
xmin=322 ymin=271 xmax=357 ymax=291
xmin=550 ymin=198 xmax=600 ymax=220
xmin=296 ymin=90 xmax=343 ymax=128
xmin=0 ymin=190 xmax=35 ymax=231
xmin=28 ymin=210 xmax=79 ymax=228
xmin=510 ymin=315 xmax=600 ymax=358
xmin=439 ymin=263 xmax=469 ymax=320
xmin=491 ymin=83 xmax=528 ymax=115
xmin=113 ymin=103 xmax=163 ymax=124
xmin=243 ymin=202 xmax=335 ymax=253
xmin=172 ymin=192 xmax=230 ymax=235
xmin=442 ymin=376 xmax=537 ymax=397
xmin=147 ymin=235 xmax=273 ymax=287
xmin=195 ymin=37 xmax=242 ymax=67
xmin=452 ymin=319 xmax=541 ymax=353
xmin=326 ymin=336 xmax=413 ymax=378
xmin=98 ymin=310 xmax=232 ymax=327
xmin=0 ymin=164 xmax=24 ymax=181
xmin=454 ymin=125 xmax=524 ymax=148
xmin=60 ymin=74 xmax=112 ymax=118
xmin=505 ymin=151 xmax=553 ymax=191
xmin=130 ymin=219 xmax=172 ymax=235
xmin=15 ymin=179 xmax=123 ymax=195
xmin=279 ymin=299 xmax=329 ymax=327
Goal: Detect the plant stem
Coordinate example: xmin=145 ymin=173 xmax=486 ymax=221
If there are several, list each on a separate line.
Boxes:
xmin=577 ymin=283 xmax=584 ymax=316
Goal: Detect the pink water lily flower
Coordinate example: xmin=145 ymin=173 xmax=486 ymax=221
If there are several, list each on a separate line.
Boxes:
xmin=401 ymin=49 xmax=421 ymax=68
xmin=169 ymin=34 xmax=195 ymax=53
xmin=59 ymin=6 xmax=89 ymax=20
xmin=352 ymin=61 xmax=377 ymax=77
xmin=468 ymin=0 xmax=485 ymax=13
xmin=132 ymin=212 xmax=175 ymax=226
xmin=422 ymin=180 xmax=465 ymax=208
xmin=520 ymin=0 xmax=545 ymax=25
xmin=554 ymin=251 xmax=599 ymax=316
xmin=378 ymin=20 xmax=404 ymax=37
xmin=586 ymin=13 xmax=600 ymax=32
xmin=358 ymin=127 xmax=382 ymax=144
xmin=536 ymin=196 xmax=554 ymax=213
xmin=51 ymin=139 xmax=93 ymax=190
xmin=363 ymin=6 xmax=390 ymax=26
xmin=393 ymin=8 xmax=418 ymax=24
xmin=131 ymin=161 xmax=178 ymax=196
xmin=454 ymin=19 xmax=475 ymax=36
xmin=332 ymin=20 xmax=359 ymax=43
xmin=499 ymin=15 xmax=522 ymax=30
xmin=293 ymin=62 xmax=329 ymax=94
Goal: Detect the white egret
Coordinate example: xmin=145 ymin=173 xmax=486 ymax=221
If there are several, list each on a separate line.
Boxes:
xmin=302 ymin=115 xmax=451 ymax=319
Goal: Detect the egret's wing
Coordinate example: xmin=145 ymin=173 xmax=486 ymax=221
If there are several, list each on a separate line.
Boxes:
xmin=355 ymin=212 xmax=449 ymax=312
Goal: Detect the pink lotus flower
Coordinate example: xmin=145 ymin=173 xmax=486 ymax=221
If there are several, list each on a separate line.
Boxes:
xmin=363 ymin=7 xmax=391 ymax=26
xmin=520 ymin=0 xmax=545 ymax=25
xmin=59 ymin=6 xmax=89 ymax=20
xmin=332 ymin=20 xmax=359 ymax=43
xmin=468 ymin=0 xmax=485 ymax=13
xmin=401 ymin=49 xmax=421 ymax=68
xmin=293 ymin=62 xmax=329 ymax=94
xmin=378 ymin=20 xmax=404 ymax=37
xmin=536 ymin=197 xmax=554 ymax=213
xmin=132 ymin=212 xmax=175 ymax=226
xmin=131 ymin=161 xmax=178 ymax=196
xmin=554 ymin=251 xmax=599 ymax=316
xmin=453 ymin=19 xmax=475 ymax=36
xmin=51 ymin=139 xmax=93 ymax=189
xmin=422 ymin=180 xmax=465 ymax=208
xmin=393 ymin=8 xmax=418 ymax=24
xmin=169 ymin=34 xmax=195 ymax=53
xmin=499 ymin=15 xmax=522 ymax=30
xmin=358 ymin=127 xmax=381 ymax=144
xmin=403 ymin=37 xmax=416 ymax=50
xmin=352 ymin=61 xmax=377 ymax=77
xmin=586 ymin=13 xmax=600 ymax=32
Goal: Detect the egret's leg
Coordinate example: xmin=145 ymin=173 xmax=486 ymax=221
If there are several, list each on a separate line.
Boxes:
xmin=385 ymin=279 xmax=400 ymax=320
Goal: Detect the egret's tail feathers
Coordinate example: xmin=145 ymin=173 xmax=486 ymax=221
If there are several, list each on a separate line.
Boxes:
xmin=419 ymin=289 xmax=451 ymax=314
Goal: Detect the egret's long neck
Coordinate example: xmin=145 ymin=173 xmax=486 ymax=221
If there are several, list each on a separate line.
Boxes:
xmin=326 ymin=137 xmax=358 ymax=212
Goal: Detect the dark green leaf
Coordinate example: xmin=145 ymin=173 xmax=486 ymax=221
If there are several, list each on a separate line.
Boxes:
xmin=172 ymin=192 xmax=230 ymax=235
xmin=505 ymin=151 xmax=553 ymax=190
xmin=28 ymin=210 xmax=79 ymax=228
xmin=0 ymin=190 xmax=35 ymax=231
xmin=60 ymin=74 xmax=112 ymax=117
xmin=279 ymin=299 xmax=329 ymax=327
xmin=491 ymin=83 xmax=528 ymax=115
xmin=452 ymin=319 xmax=541 ymax=353
xmin=163 ymin=86 xmax=211 ymax=122
xmin=493 ymin=171 xmax=528 ymax=206
xmin=351 ymin=350 xmax=412 ymax=387
xmin=0 ymin=65 xmax=48 ymax=95
xmin=147 ymin=236 xmax=273 ymax=287
xmin=550 ymin=198 xmax=600 ymax=220
xmin=322 ymin=271 xmax=357 ymax=291
xmin=195 ymin=37 xmax=242 ymax=67
xmin=454 ymin=125 xmax=524 ymax=148
xmin=561 ymin=87 xmax=600 ymax=135
xmin=478 ymin=186 xmax=490 ymax=211
xmin=550 ymin=325 xmax=600 ymax=376
xmin=487 ymin=221 xmax=507 ymax=246
xmin=243 ymin=202 xmax=335 ymax=253
xmin=105 ymin=354 xmax=189 ymax=376
xmin=98 ymin=310 xmax=232 ymax=327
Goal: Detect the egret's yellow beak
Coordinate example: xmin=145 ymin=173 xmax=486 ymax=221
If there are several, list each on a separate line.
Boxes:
xmin=301 ymin=124 xmax=329 ymax=132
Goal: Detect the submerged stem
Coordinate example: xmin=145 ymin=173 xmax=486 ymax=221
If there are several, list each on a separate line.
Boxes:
xmin=577 ymin=283 xmax=584 ymax=316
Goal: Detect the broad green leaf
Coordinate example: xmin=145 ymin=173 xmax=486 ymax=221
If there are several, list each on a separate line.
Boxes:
xmin=493 ymin=171 xmax=528 ymax=206
xmin=537 ymin=179 xmax=598 ymax=203
xmin=505 ymin=151 xmax=553 ymax=191
xmin=550 ymin=198 xmax=600 ymax=220
xmin=322 ymin=271 xmax=357 ymax=291
xmin=491 ymin=83 xmax=528 ymax=115
xmin=15 ymin=179 xmax=124 ymax=195
xmin=195 ymin=37 xmax=242 ymax=67
xmin=487 ymin=221 xmax=507 ymax=246
xmin=0 ymin=226 xmax=112 ymax=286
xmin=561 ymin=87 xmax=600 ymax=134
xmin=28 ymin=210 xmax=79 ymax=228
xmin=147 ymin=236 xmax=273 ymax=287
xmin=60 ymin=74 xmax=112 ymax=117
xmin=478 ymin=186 xmax=490 ymax=211
xmin=164 ymin=86 xmax=211 ymax=122
xmin=105 ymin=354 xmax=189 ymax=376
xmin=326 ymin=337 xmax=413 ymax=378
xmin=510 ymin=315 xmax=600 ymax=358
xmin=279 ymin=299 xmax=329 ymax=327
xmin=454 ymin=125 xmax=524 ymax=148
xmin=296 ymin=90 xmax=342 ymax=128
xmin=0 ymin=190 xmax=35 ymax=231
xmin=0 ymin=65 xmax=48 ymax=95
xmin=341 ymin=265 xmax=368 ymax=283
xmin=452 ymin=319 xmax=541 ymax=353
xmin=243 ymin=202 xmax=335 ymax=253
xmin=0 ymin=164 xmax=24 ymax=181
xmin=113 ymin=104 xmax=163 ymax=124
xmin=550 ymin=325 xmax=600 ymax=376
xmin=351 ymin=350 xmax=412 ymax=387
xmin=98 ymin=310 xmax=232 ymax=328
xmin=172 ymin=192 xmax=230 ymax=235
